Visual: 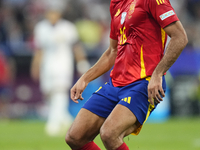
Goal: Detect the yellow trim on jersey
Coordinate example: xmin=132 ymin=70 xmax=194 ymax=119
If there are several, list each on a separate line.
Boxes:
xmin=115 ymin=9 xmax=120 ymax=17
xmin=156 ymin=0 xmax=165 ymax=5
xmin=145 ymin=77 xmax=151 ymax=82
xmin=140 ymin=45 xmax=146 ymax=79
xmin=156 ymin=0 xmax=160 ymax=5
xmin=161 ymin=28 xmax=166 ymax=50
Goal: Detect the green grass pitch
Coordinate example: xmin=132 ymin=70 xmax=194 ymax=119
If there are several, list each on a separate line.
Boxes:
xmin=0 ymin=117 xmax=200 ymax=150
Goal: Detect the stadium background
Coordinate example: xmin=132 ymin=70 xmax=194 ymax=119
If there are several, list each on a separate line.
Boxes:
xmin=0 ymin=0 xmax=200 ymax=149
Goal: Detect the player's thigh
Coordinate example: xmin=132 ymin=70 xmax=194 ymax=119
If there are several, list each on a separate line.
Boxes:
xmin=100 ymin=104 xmax=140 ymax=138
xmin=66 ymin=108 xmax=105 ymax=141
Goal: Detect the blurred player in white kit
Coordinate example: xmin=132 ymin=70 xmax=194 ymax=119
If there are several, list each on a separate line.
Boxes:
xmin=31 ymin=0 xmax=90 ymax=136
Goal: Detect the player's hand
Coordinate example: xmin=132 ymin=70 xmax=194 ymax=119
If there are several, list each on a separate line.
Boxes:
xmin=70 ymin=77 xmax=88 ymax=103
xmin=148 ymin=74 xmax=165 ymax=105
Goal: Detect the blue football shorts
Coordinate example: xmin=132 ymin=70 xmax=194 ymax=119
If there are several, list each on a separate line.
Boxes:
xmin=82 ymin=76 xmax=166 ymax=135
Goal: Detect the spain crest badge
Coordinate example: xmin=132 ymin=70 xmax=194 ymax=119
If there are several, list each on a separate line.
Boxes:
xmin=128 ymin=0 xmax=137 ymax=19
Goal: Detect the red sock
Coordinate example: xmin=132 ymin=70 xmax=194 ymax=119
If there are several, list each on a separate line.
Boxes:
xmin=73 ymin=141 xmax=101 ymax=150
xmin=116 ymin=143 xmax=129 ymax=150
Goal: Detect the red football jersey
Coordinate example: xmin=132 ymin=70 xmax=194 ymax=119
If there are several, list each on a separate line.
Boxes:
xmin=110 ymin=0 xmax=179 ymax=87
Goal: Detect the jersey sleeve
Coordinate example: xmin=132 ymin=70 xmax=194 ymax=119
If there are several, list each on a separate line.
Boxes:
xmin=109 ymin=0 xmax=118 ymax=40
xmin=110 ymin=19 xmax=118 ymax=40
xmin=146 ymin=0 xmax=179 ymax=28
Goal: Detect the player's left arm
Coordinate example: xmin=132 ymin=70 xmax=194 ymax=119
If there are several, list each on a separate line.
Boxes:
xmin=148 ymin=21 xmax=188 ymax=105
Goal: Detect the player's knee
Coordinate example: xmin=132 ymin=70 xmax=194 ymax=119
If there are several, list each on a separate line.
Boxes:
xmin=65 ymin=132 xmax=76 ymax=147
xmin=65 ymin=131 xmax=84 ymax=148
xmin=100 ymin=126 xmax=115 ymax=143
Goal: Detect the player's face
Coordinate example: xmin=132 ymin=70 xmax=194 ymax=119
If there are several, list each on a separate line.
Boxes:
xmin=46 ymin=10 xmax=61 ymax=25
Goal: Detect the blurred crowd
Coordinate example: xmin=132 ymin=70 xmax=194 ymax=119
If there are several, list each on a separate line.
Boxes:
xmin=171 ymin=0 xmax=200 ymax=49
xmin=0 ymin=0 xmax=200 ymax=119
xmin=0 ymin=0 xmax=110 ymax=57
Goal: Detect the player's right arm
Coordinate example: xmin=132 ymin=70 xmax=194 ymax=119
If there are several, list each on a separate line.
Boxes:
xmin=70 ymin=38 xmax=118 ymax=103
